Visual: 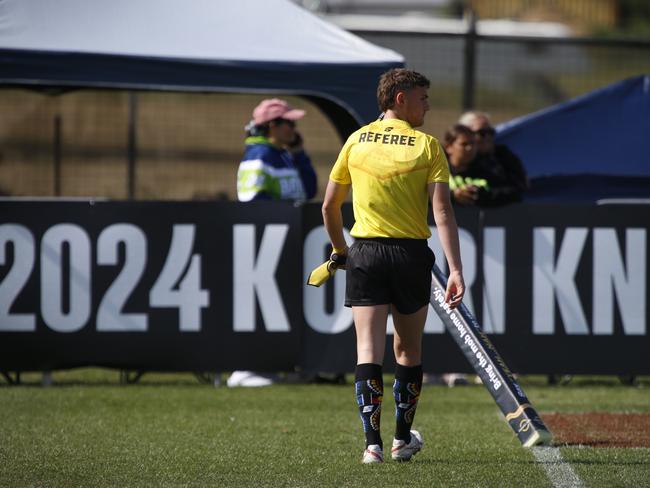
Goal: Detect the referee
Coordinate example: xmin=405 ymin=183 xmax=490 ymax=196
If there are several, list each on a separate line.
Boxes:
xmin=322 ymin=69 xmax=465 ymax=464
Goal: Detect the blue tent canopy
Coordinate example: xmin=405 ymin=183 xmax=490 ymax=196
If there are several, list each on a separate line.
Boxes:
xmin=496 ymin=75 xmax=650 ymax=202
xmin=0 ymin=0 xmax=403 ymax=138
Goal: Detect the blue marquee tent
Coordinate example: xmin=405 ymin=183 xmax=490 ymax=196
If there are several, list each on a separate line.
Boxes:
xmin=0 ymin=0 xmax=403 ymax=138
xmin=496 ymin=75 xmax=650 ymax=202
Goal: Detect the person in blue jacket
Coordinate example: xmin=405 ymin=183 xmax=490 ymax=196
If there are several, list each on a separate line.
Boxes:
xmin=229 ymin=99 xmax=317 ymax=388
xmin=237 ymin=98 xmax=317 ymax=203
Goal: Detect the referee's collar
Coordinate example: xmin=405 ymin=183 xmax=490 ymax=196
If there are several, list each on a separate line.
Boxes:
xmin=377 ymin=117 xmax=413 ymax=129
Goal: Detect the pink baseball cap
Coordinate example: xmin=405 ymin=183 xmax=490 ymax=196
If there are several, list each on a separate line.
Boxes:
xmin=252 ymin=98 xmax=306 ymax=125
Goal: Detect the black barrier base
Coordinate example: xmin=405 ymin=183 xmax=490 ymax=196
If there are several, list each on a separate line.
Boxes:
xmin=618 ymin=375 xmax=640 ymax=387
xmin=547 ymin=374 xmax=573 ymax=386
xmin=194 ymin=372 xmax=224 ymax=386
xmin=119 ymin=370 xmax=145 ymax=384
xmin=1 ymin=371 xmax=21 ymax=385
xmin=118 ymin=370 xmax=225 ymax=386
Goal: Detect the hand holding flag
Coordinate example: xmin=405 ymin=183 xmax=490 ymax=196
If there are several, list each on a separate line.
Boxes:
xmin=307 ymin=253 xmax=347 ymax=287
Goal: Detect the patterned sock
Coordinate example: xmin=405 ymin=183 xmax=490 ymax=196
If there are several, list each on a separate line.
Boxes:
xmin=393 ymin=363 xmax=423 ymax=443
xmin=355 ymin=363 xmax=383 ymax=449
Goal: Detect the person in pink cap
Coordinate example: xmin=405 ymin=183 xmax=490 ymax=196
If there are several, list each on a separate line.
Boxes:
xmin=236 ymin=98 xmax=317 ymax=203
xmin=230 ymin=98 xmax=318 ymax=388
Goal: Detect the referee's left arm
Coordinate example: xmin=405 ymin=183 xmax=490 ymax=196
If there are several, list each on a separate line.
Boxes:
xmin=322 ymin=180 xmax=350 ymax=255
xmin=430 ymin=181 xmax=465 ymax=308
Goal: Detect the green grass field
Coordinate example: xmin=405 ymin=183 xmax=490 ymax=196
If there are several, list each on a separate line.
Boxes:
xmin=1 ymin=370 xmax=649 ymax=487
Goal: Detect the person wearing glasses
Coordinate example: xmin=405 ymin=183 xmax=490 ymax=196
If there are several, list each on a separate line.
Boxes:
xmin=231 ymin=99 xmax=317 ymax=387
xmin=436 ymin=111 xmax=528 ymax=389
xmin=455 ymin=111 xmax=528 ymax=207
xmin=237 ymin=98 xmax=317 ymax=202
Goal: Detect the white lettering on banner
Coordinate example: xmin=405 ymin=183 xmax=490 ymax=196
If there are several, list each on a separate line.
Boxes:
xmin=97 ymin=224 xmax=148 ymax=331
xmin=432 ymin=288 xmax=465 ymax=336
xmin=303 ymin=226 xmax=353 ymax=334
xmin=3 ymin=218 xmax=646 ymax=338
xmin=426 ymin=230 xmax=446 ymax=333
xmin=233 ymin=224 xmax=290 ymax=332
xmin=149 ymin=225 xmax=208 ymax=332
xmin=432 ymin=287 xmax=501 ymax=390
xmin=593 ymin=228 xmax=646 ymax=335
xmin=459 ymin=228 xmax=477 ymax=316
xmin=483 ymin=227 xmax=505 ymax=334
xmin=428 ymin=228 xmax=478 ymax=332
xmin=0 ymin=224 xmax=36 ymax=331
xmin=0 ymin=222 xmax=208 ymax=333
xmin=41 ymin=224 xmax=91 ymax=333
xmin=484 ymin=364 xmax=502 ymax=390
xmin=533 ymin=227 xmax=589 ymax=335
xmin=476 ymin=351 xmax=487 ymax=368
xmin=428 ymin=226 xmax=506 ymax=334
xmin=387 ymin=313 xmax=395 ymax=335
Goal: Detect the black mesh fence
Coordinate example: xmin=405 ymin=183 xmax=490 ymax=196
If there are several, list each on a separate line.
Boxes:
xmin=1 ymin=33 xmax=648 ymax=201
xmin=358 ymin=32 xmax=650 ymax=131
xmin=0 ymin=91 xmax=340 ymax=201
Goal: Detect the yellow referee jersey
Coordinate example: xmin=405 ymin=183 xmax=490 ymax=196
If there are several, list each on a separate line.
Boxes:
xmin=330 ymin=118 xmax=449 ymax=239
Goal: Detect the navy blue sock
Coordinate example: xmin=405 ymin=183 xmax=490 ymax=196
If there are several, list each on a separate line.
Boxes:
xmin=355 ymin=363 xmax=383 ymax=448
xmin=393 ymin=364 xmax=423 ymax=443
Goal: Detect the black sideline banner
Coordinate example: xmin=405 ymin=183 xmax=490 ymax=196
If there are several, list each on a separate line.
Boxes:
xmin=1 ymin=201 xmax=648 ymax=374
xmin=0 ymin=201 xmax=302 ymax=371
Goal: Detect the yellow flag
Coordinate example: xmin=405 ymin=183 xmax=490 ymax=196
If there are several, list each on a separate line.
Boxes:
xmin=307 ymin=260 xmax=337 ymax=287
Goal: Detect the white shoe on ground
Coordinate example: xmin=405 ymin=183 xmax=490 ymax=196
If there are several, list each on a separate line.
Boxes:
xmin=422 ymin=373 xmax=445 ymax=385
xmin=391 ymin=430 xmax=423 ymax=462
xmin=362 ymin=444 xmax=384 ymax=464
xmin=442 ymin=373 xmax=468 ymax=387
xmin=226 ymin=370 xmax=275 ymax=387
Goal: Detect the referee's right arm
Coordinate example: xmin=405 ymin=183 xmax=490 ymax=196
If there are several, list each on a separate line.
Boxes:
xmin=322 ymin=180 xmax=350 ymax=255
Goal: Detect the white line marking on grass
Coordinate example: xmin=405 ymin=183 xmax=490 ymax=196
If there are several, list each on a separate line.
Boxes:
xmin=532 ymin=446 xmax=584 ymax=488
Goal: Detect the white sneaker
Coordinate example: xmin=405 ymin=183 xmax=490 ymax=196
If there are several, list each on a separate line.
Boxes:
xmin=422 ymin=373 xmax=445 ymax=385
xmin=362 ymin=444 xmax=384 ymax=464
xmin=442 ymin=373 xmax=468 ymax=387
xmin=391 ymin=430 xmax=423 ymax=461
xmin=226 ymin=371 xmax=275 ymax=387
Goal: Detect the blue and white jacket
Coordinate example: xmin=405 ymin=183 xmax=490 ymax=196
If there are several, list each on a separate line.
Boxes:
xmin=237 ymin=136 xmax=317 ymax=202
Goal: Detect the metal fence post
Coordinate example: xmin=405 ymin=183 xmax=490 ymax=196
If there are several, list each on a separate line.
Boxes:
xmin=462 ymin=8 xmax=477 ymax=111
xmin=53 ymin=114 xmax=62 ymax=197
xmin=127 ymin=92 xmax=138 ymax=200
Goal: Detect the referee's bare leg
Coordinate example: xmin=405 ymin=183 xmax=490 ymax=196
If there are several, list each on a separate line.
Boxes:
xmin=392 ymin=305 xmax=427 ymax=366
xmin=391 ymin=305 xmax=426 ymax=457
xmin=354 ymin=305 xmax=389 ymax=365
xmin=353 ymin=305 xmax=389 ymax=457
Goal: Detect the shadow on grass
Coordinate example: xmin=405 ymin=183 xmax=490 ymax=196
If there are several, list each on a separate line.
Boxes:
xmin=554 ymin=441 xmax=650 ymax=449
xmin=416 ymin=456 xmax=648 ymax=467
xmin=0 ymin=380 xmax=209 ymax=388
xmin=413 ymin=458 xmax=540 ymax=466
xmin=517 ymin=375 xmax=649 ymax=388
xmin=552 ymin=458 xmax=650 ymax=466
xmin=0 ymin=370 xmax=219 ymax=388
xmin=0 ymin=371 xmax=352 ymax=388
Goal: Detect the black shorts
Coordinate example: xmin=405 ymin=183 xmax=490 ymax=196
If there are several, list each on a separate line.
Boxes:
xmin=344 ymin=238 xmax=435 ymax=314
